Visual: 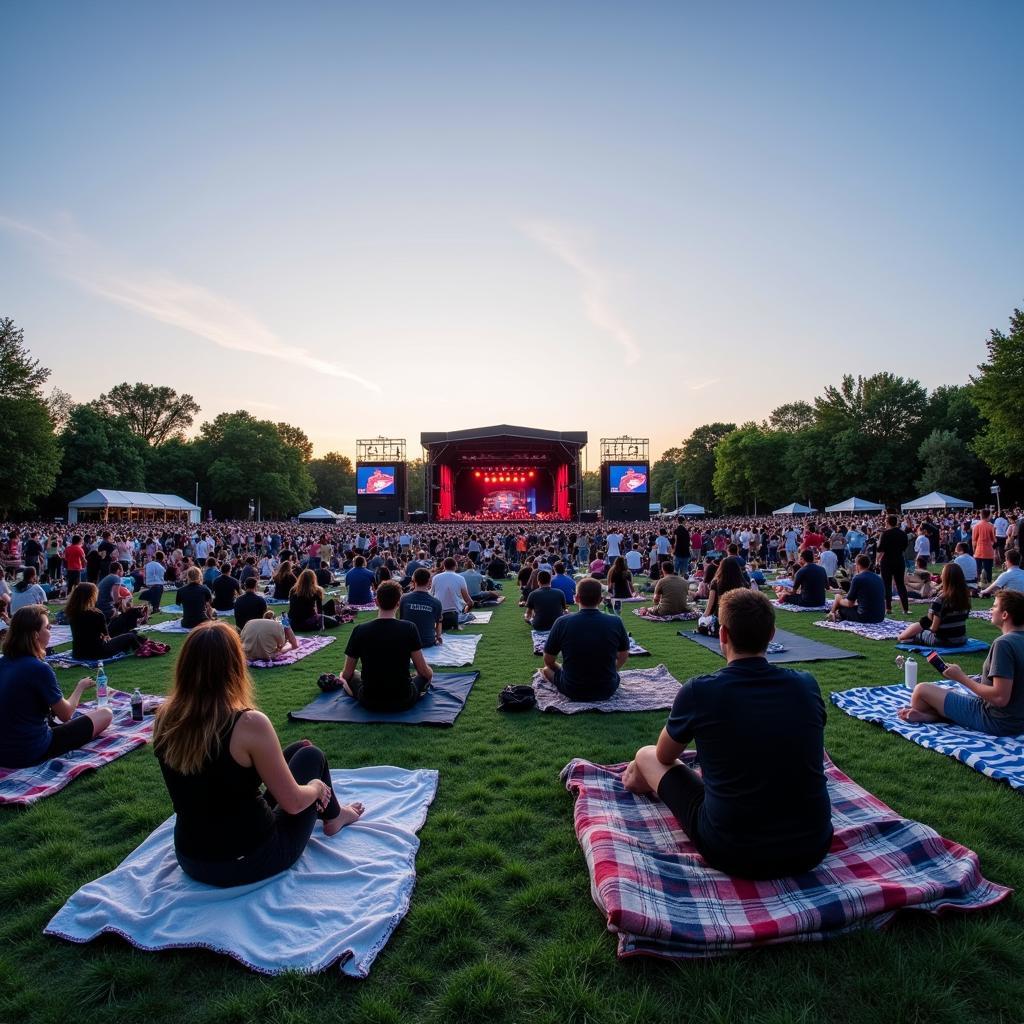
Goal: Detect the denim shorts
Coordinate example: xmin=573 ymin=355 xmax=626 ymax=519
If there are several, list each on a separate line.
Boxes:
xmin=942 ymin=691 xmax=991 ymax=733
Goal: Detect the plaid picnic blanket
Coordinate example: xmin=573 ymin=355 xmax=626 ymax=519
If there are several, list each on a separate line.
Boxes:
xmin=0 ymin=689 xmax=163 ymax=806
xmin=532 ymin=664 xmax=681 ymax=714
xmin=631 ymin=609 xmax=699 ymax=623
xmin=831 ymin=682 xmax=1024 ymax=790
xmin=532 ymin=630 xmax=649 ymax=656
xmin=561 ymin=753 xmax=1010 ymax=959
xmin=813 ymin=618 xmax=906 ymax=640
xmin=247 ymin=634 xmax=335 ymax=669
xmin=770 ymin=600 xmax=831 ymax=613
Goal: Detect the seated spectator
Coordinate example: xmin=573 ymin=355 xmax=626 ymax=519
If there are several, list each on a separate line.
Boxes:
xmin=817 ymin=546 xmax=838 ymax=584
xmin=96 ymin=562 xmax=128 ymax=621
xmin=0 ymin=605 xmax=112 ymax=768
xmin=828 ymin=554 xmax=886 ymax=623
xmin=65 ymin=582 xmax=143 ymax=660
xmin=899 ymin=589 xmax=1024 ymax=736
xmin=399 ymin=568 xmax=443 ymax=648
xmin=141 ymin=549 xmax=167 ymax=614
xmin=953 ymin=542 xmax=979 ymax=590
xmin=289 ymin=569 xmax=341 ymax=629
xmin=624 ymin=547 xmax=644 ymax=573
xmin=700 ymin=557 xmax=749 ymax=634
xmin=622 ymin=589 xmax=832 ymax=879
xmin=211 ymin=562 xmax=242 ymax=612
xmin=271 ymin=560 xmax=297 ymax=601
xmin=981 ymin=548 xmax=1024 ymax=597
xmin=342 ymin=581 xmax=433 ymax=712
xmin=10 ymin=567 xmax=48 ymax=615
xmin=431 ymin=557 xmax=473 ymax=630
xmin=898 ymin=563 xmax=971 ymax=647
xmin=459 ymin=558 xmax=501 ymax=606
xmin=234 ymin=576 xmax=269 ymax=632
xmin=606 ymin=557 xmax=635 ymax=600
xmin=344 ymin=556 xmax=375 ymax=606
xmin=637 ymin=562 xmax=691 ymax=617
xmin=238 ymin=555 xmax=259 ymax=588
xmin=176 ymin=566 xmax=216 ymax=629
xmin=202 ymin=557 xmax=220 ymax=589
xmin=486 ymin=552 xmax=508 ymax=579
xmin=525 ymin=570 xmax=568 ymax=631
xmin=550 ymin=562 xmax=577 ymax=606
xmin=775 ymin=550 xmax=828 ymax=608
xmin=541 ymin=577 xmax=629 ymax=700
xmin=905 ymin=555 xmax=935 ymax=599
xmin=155 ymin=622 xmax=363 ymax=887
xmin=588 ymin=552 xmax=608 ymax=580
xmin=240 ymin=612 xmax=298 ymax=661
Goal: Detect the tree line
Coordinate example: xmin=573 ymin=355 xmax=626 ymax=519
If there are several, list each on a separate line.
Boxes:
xmin=649 ymin=305 xmax=1024 ymax=513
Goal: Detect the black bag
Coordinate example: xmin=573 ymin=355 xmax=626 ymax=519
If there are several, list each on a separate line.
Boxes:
xmin=497 ymin=684 xmax=537 ymax=711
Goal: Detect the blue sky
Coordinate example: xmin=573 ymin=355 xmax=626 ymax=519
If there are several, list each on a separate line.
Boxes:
xmin=2 ymin=1 xmax=1021 ymax=462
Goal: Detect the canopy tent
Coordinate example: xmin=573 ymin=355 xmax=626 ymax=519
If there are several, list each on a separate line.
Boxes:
xmin=296 ymin=506 xmax=341 ymax=523
xmin=824 ymin=496 xmax=886 ymax=513
xmin=68 ymin=489 xmax=201 ymax=524
xmin=665 ymin=503 xmax=706 ymax=516
xmin=900 ymin=491 xmax=973 ymax=511
xmin=772 ymin=502 xmax=817 ymax=516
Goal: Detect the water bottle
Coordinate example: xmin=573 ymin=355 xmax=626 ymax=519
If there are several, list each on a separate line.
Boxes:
xmin=281 ymin=613 xmax=290 ymax=628
xmin=96 ymin=662 xmax=108 ymax=707
xmin=614 ymin=599 xmax=622 ymax=616
xmin=131 ymin=687 xmax=144 ymax=722
xmin=904 ymin=655 xmax=918 ymax=690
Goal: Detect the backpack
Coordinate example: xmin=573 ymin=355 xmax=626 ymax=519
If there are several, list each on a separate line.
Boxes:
xmin=497 ymin=684 xmax=537 ymax=712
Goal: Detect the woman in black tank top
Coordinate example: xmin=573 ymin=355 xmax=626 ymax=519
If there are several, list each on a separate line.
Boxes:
xmin=154 ymin=621 xmax=364 ymax=887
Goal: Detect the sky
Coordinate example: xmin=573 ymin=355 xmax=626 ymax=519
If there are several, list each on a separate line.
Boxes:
xmin=2 ymin=1 xmax=1022 ymax=465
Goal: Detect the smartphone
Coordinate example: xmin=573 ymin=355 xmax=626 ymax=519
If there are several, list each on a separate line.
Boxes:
xmin=926 ymin=650 xmax=948 ymax=674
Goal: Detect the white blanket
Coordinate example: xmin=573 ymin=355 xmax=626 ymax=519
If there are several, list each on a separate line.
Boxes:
xmin=45 ymin=766 xmax=438 ymax=977
xmin=422 ymin=633 xmax=481 ymax=667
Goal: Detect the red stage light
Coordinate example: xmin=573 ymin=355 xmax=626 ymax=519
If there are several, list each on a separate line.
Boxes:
xmin=474 ymin=470 xmax=481 ymax=478
xmin=529 ymin=470 xmax=535 ymax=478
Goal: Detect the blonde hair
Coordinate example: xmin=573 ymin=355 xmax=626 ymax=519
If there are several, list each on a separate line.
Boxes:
xmin=186 ymin=566 xmax=203 ymax=584
xmin=153 ymin=621 xmax=256 ymax=775
xmin=292 ymin=568 xmax=322 ymax=601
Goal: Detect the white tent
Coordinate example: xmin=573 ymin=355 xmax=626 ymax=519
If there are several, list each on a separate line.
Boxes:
xmin=665 ymin=503 xmax=706 ymax=516
xmin=772 ymin=502 xmax=817 ymax=516
xmin=68 ymin=489 xmax=200 ymax=524
xmin=824 ymin=496 xmax=886 ymax=513
xmin=297 ymin=506 xmax=341 ymax=523
xmin=900 ymin=491 xmax=972 ymax=511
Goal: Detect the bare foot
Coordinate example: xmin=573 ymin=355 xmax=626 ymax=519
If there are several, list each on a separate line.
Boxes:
xmin=897 ymin=706 xmax=941 ymax=724
xmin=324 ymin=801 xmax=365 ymax=836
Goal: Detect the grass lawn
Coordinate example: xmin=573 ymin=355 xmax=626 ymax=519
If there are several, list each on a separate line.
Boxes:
xmin=1 ymin=589 xmax=1022 ymax=1024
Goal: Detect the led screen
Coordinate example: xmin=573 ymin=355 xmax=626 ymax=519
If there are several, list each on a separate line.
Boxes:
xmin=608 ymin=464 xmax=648 ymax=495
xmin=357 ymin=465 xmax=396 ymax=496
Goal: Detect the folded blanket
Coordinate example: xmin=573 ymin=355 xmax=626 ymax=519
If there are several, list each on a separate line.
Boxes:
xmin=561 ymin=754 xmax=1009 ymax=959
xmin=813 ymin=618 xmax=906 ymax=640
xmin=46 ymin=650 xmax=132 ymax=669
xmin=532 ymin=629 xmax=649 ymax=657
xmin=0 ymin=689 xmax=163 ymax=805
xmin=248 ymin=634 xmax=335 ymax=668
xmin=771 ymin=600 xmax=831 ymax=613
xmin=46 ymin=624 xmax=73 ymax=647
xmin=831 ymin=683 xmax=1024 ymax=790
xmin=139 ymin=618 xmax=191 ymax=634
xmin=532 ymin=664 xmax=681 ymax=714
xmin=422 ymin=633 xmax=481 ymax=667
xmin=631 ymin=609 xmax=699 ymax=623
xmin=46 ymin=766 xmax=438 ymax=976
xmin=464 ymin=610 xmax=493 ymax=624
xmin=896 ymin=638 xmax=989 ymax=656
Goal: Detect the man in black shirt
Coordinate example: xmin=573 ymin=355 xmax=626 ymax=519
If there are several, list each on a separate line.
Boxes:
xmin=211 ymin=564 xmax=242 ymax=611
xmin=673 ymin=517 xmax=692 ymax=577
xmin=623 ymin=589 xmax=832 ymax=879
xmin=234 ymin=577 xmax=269 ymax=631
xmin=525 ymin=570 xmax=567 ymax=631
xmin=775 ymin=549 xmax=828 ymax=607
xmin=541 ymin=577 xmax=629 ymax=700
xmin=399 ymin=568 xmax=443 ymax=647
xmin=176 ymin=567 xmax=215 ymax=629
xmin=342 ymin=581 xmax=433 ymax=711
xmin=876 ymin=513 xmax=909 ymax=614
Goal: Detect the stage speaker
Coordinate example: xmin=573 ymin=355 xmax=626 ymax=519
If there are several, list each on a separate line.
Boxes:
xmin=579 ymin=511 xmax=599 ymax=523
xmin=409 ymin=511 xmax=428 ymax=523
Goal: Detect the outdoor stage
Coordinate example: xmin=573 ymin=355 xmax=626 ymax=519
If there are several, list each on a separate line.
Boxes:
xmin=421 ymin=425 xmax=587 ymax=523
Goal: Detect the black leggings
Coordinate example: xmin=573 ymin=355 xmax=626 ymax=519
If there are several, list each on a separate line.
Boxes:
xmin=44 ymin=715 xmax=95 ymax=760
xmin=176 ymin=742 xmax=341 ymax=888
xmin=879 ymin=560 xmax=908 ymax=613
xmin=657 ymin=763 xmax=832 ymax=880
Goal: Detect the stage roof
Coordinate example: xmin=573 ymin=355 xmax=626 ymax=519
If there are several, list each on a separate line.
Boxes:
xmin=421 ymin=424 xmax=587 ymax=447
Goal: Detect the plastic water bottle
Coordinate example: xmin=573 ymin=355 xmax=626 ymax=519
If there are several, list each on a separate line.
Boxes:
xmin=96 ymin=662 xmax=108 ymax=707
xmin=131 ymin=687 xmax=144 ymax=722
xmin=281 ymin=613 xmax=290 ymax=628
xmin=904 ymin=655 xmax=918 ymax=690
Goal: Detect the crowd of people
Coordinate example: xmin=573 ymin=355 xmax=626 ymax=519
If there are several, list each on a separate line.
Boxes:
xmin=1 ymin=504 xmax=1022 ymax=891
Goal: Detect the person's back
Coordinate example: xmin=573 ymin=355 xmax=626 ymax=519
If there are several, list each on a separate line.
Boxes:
xmin=846 ymin=569 xmax=886 ymax=623
xmin=0 ymin=654 xmax=61 ymax=768
xmin=176 ymin=580 xmax=212 ymax=628
xmin=431 ymin=569 xmax=466 ymax=612
xmin=344 ymin=617 xmax=423 ymax=710
xmin=234 ymin=589 xmax=268 ymax=631
xmin=527 ymin=583 xmax=566 ymax=631
xmin=652 ymin=572 xmax=689 ymax=615
xmin=551 ymin=572 xmax=576 ymax=606
xmin=212 ymin=572 xmax=241 ymax=611
xmin=954 ymin=551 xmax=978 ymax=583
xmin=625 ymin=549 xmax=643 ymax=572
xmin=460 ymin=568 xmax=484 ymax=597
xmin=878 ymin=525 xmax=907 ymax=562
xmin=818 ymin=549 xmax=838 ymax=579
xmin=345 ymin=563 xmax=375 ymax=605
xmin=97 ymin=571 xmax=122 ymax=616
xmin=399 ymin=588 xmax=442 ymax=647
xmin=793 ymin=562 xmax=828 ymax=606
xmin=239 ymin=617 xmax=285 ymax=661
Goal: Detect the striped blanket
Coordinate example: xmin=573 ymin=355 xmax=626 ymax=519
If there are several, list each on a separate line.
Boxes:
xmin=532 ymin=630 xmax=649 ymax=657
xmin=813 ymin=618 xmax=906 ymax=640
xmin=631 ymin=609 xmax=699 ymax=623
xmin=561 ymin=753 xmax=1009 ymax=959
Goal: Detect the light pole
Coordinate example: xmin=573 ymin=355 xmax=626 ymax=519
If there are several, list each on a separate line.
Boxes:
xmin=991 ymin=480 xmax=1001 ymax=515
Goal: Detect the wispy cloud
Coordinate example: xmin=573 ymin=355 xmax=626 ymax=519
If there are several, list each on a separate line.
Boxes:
xmin=688 ymin=377 xmax=720 ymax=391
xmin=522 ymin=220 xmax=640 ymax=364
xmin=0 ymin=215 xmax=380 ymax=392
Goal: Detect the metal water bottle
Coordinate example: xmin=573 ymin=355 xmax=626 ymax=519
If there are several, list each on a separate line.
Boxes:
xmin=131 ymin=687 xmax=144 ymax=722
xmin=904 ymin=655 xmax=918 ymax=690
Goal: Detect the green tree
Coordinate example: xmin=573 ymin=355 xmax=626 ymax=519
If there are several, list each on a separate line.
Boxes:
xmin=712 ymin=425 xmax=791 ymax=512
xmin=276 ymin=422 xmax=314 ymax=462
xmin=406 ymin=459 xmax=426 ymax=512
xmin=650 ymin=446 xmax=684 ymax=509
xmin=0 ymin=317 xmax=50 ymax=397
xmin=194 ymin=413 xmax=313 ymax=517
xmin=308 ymin=452 xmax=355 ymax=511
xmin=0 ymin=396 xmax=61 ymax=515
xmin=146 ymin=438 xmax=199 ymax=500
xmin=916 ymin=429 xmax=982 ymax=498
xmin=678 ymin=423 xmax=735 ymax=509
xmin=769 ymin=401 xmax=815 ymax=432
xmin=971 ymin=306 xmax=1024 ymax=476
xmin=582 ymin=470 xmax=601 ymax=510
xmin=95 ymin=383 xmax=200 ymax=445
xmin=55 ymin=404 xmax=149 ymax=504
